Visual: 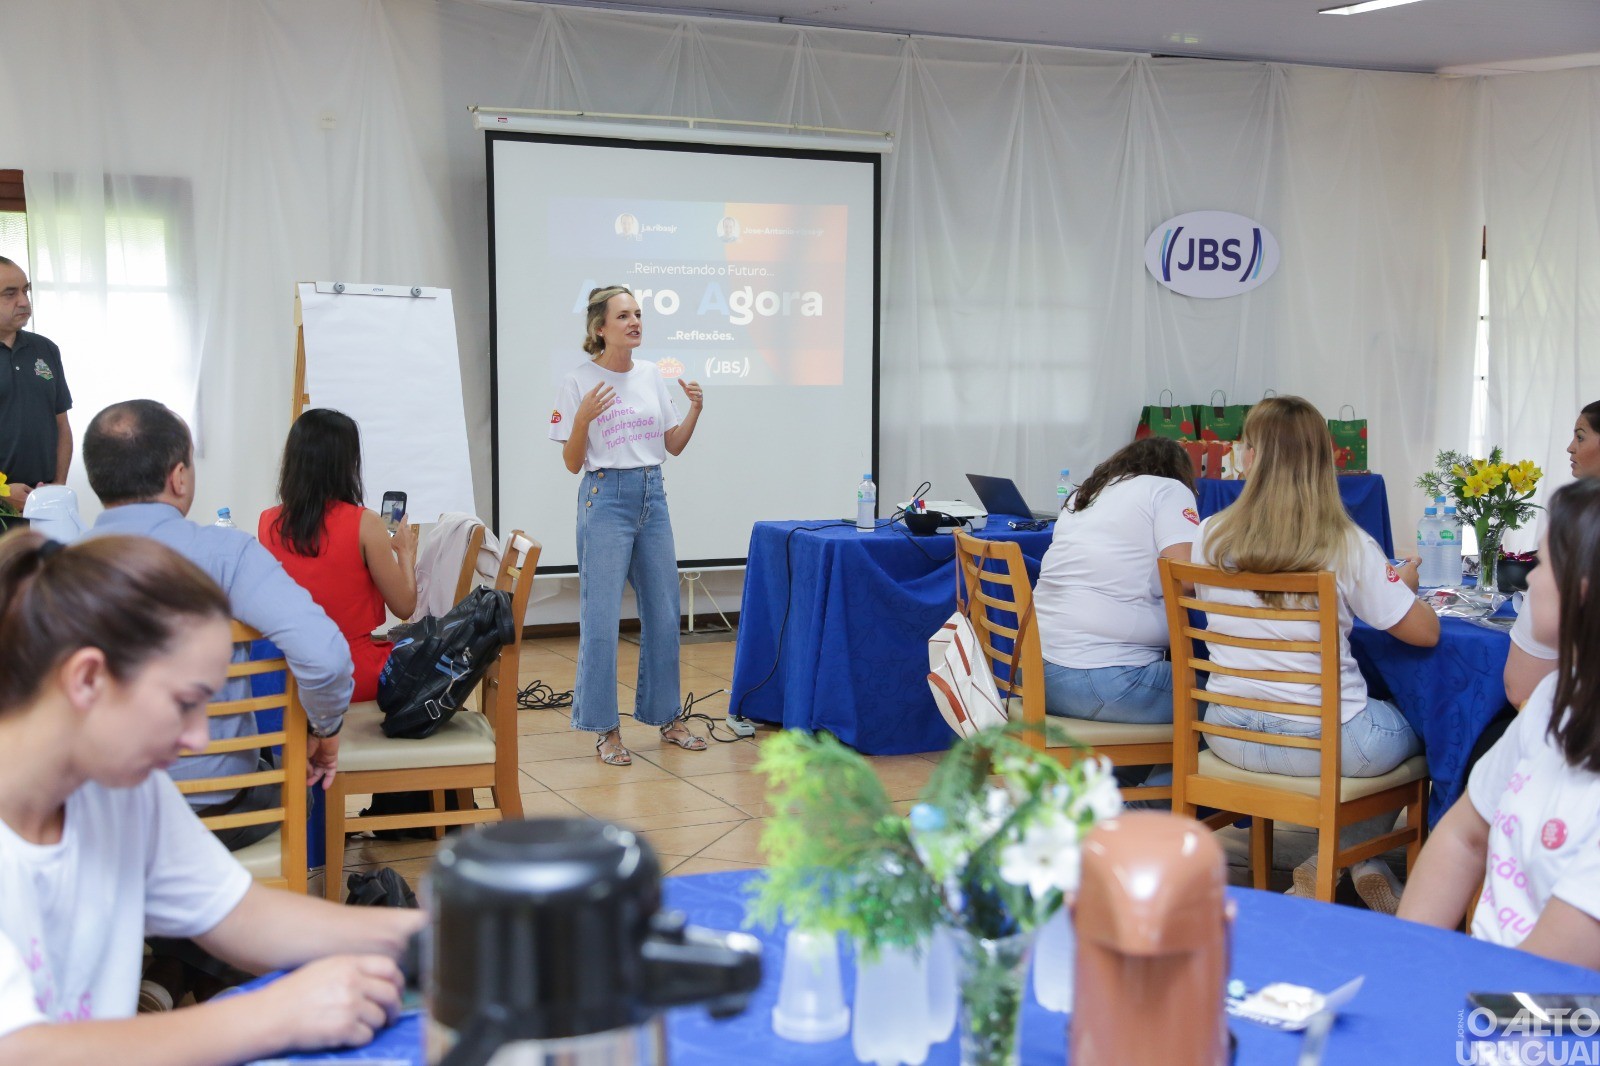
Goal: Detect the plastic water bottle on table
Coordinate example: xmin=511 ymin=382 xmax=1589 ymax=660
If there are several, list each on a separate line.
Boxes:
xmin=856 ymin=475 xmax=876 ymax=532
xmin=1416 ymin=503 xmax=1442 ymax=587
xmin=1439 ymin=500 xmax=1463 ymax=587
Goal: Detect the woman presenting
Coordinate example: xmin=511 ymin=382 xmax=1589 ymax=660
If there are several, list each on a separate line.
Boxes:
xmin=549 ymin=285 xmax=705 ymax=766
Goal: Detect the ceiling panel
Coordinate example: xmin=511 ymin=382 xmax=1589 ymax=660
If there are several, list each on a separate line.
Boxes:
xmin=534 ymin=0 xmax=1600 ymax=74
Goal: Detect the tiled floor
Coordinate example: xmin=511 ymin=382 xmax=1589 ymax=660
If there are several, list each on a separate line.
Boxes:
xmin=326 ymin=632 xmax=1390 ymax=904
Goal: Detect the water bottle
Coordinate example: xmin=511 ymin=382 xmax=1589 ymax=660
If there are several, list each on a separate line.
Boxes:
xmin=1416 ymin=504 xmax=1442 ymax=587
xmin=1056 ymin=469 xmax=1072 ymax=510
xmin=213 ymin=507 xmax=236 ymax=529
xmin=1439 ymin=501 xmax=1463 ymax=588
xmin=856 ymin=474 xmax=876 ymax=532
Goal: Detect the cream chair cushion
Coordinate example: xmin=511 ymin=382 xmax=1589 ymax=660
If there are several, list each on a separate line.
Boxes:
xmin=233 ymin=829 xmax=283 ymax=880
xmin=1004 ymin=697 xmax=1174 ymax=747
xmin=337 ymin=703 xmax=497 ymax=773
xmin=1195 ymin=751 xmax=1428 ymax=802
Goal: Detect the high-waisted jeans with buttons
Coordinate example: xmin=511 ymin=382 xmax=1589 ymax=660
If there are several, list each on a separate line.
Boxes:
xmin=573 ymin=465 xmax=681 ymax=733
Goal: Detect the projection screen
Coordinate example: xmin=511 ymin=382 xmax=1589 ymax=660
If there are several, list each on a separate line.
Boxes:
xmin=487 ymin=130 xmax=880 ymax=573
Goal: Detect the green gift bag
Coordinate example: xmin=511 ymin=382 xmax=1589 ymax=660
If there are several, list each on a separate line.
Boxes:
xmin=1134 ymin=389 xmax=1197 ymax=442
xmin=1327 ymin=404 xmax=1368 ymax=473
xmin=1196 ymin=390 xmax=1249 ymax=442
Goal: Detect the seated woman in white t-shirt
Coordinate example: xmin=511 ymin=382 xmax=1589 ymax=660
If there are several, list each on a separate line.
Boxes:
xmin=1504 ymin=398 xmax=1600 ymax=708
xmin=1400 ymin=479 xmax=1600 ymax=968
xmin=0 ymin=530 xmax=423 ymax=1065
xmin=1035 ymin=437 xmax=1198 ymax=725
xmin=1195 ymin=396 xmax=1439 ymax=912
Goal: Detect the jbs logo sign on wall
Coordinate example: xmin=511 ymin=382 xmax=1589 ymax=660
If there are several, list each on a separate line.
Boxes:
xmin=1144 ymin=211 xmax=1279 ymax=298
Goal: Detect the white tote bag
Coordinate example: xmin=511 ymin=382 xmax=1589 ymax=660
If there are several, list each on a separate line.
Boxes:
xmin=926 ymin=610 xmax=1010 ymax=739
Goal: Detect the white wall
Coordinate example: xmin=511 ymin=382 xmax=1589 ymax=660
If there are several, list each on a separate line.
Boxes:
xmin=0 ymin=1 xmax=1593 ymax=624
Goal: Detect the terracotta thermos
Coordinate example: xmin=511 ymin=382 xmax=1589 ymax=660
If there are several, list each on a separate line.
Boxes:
xmin=1070 ymin=812 xmax=1231 ymax=1066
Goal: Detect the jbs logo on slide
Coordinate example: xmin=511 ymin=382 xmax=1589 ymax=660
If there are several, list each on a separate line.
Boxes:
xmin=1144 ymin=211 xmax=1280 ymax=298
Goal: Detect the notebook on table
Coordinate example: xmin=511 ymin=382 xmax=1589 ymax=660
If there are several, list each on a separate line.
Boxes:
xmin=965 ymin=474 xmax=1057 ymax=521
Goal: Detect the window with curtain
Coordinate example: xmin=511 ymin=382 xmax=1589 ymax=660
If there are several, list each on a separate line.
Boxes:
xmin=19 ymin=173 xmax=198 ymax=431
xmin=0 ymin=170 xmax=27 ymax=266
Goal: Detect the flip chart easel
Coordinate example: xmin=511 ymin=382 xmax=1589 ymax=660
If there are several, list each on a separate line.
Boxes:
xmin=291 ymin=282 xmax=476 ymax=524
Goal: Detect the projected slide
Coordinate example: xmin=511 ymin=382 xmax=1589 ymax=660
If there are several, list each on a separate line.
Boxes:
xmin=552 ymin=197 xmax=846 ymax=387
xmin=489 ymin=133 xmax=880 ymax=573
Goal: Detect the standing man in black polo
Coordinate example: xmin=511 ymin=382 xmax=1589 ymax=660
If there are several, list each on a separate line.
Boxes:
xmin=0 ymin=255 xmax=71 ymax=509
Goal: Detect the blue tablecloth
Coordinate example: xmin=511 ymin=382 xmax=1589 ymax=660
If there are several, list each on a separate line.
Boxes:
xmin=278 ymin=869 xmax=1600 ymax=1065
xmin=1351 ymin=612 xmax=1513 ymax=826
xmin=732 ymin=480 xmax=1393 ymax=758
xmin=1196 ymin=474 xmax=1394 ymax=557
xmin=728 ymin=517 xmax=1053 ymax=755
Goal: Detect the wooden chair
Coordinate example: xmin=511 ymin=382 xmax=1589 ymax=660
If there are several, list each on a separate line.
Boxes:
xmin=322 ymin=531 xmax=538 ymax=899
xmin=952 ymin=532 xmax=1173 ymax=801
xmin=173 ymin=622 xmax=308 ymax=893
xmin=451 ymin=521 xmax=488 ymax=605
xmin=1158 ymin=558 xmax=1429 ymax=901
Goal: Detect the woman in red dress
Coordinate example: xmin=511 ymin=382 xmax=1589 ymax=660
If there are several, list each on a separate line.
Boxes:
xmin=260 ymin=409 xmax=418 ymax=702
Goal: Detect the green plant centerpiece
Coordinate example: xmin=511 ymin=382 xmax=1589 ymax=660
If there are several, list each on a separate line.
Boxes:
xmin=1416 ymin=448 xmax=1543 ymax=591
xmin=750 ymin=727 xmax=1122 ymax=1066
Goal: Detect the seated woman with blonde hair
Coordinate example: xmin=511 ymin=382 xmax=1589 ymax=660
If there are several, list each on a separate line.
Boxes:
xmin=0 ymin=530 xmax=421 ymax=1063
xmin=1195 ymin=395 xmax=1439 ymax=912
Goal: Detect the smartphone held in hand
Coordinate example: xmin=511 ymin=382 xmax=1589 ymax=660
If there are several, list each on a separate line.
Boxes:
xmin=381 ymin=491 xmax=407 ymax=533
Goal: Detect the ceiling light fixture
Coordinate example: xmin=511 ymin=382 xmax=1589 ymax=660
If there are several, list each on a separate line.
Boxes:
xmin=1320 ymin=0 xmax=1429 ymax=14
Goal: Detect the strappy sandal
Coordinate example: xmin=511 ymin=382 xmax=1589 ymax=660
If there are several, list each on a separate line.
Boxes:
xmin=595 ymin=729 xmax=632 ymax=766
xmin=659 ymin=722 xmax=708 ymax=751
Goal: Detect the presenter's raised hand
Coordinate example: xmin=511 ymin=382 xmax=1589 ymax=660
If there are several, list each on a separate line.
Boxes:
xmin=678 ymin=379 xmax=704 ymax=410
xmin=577 ymin=382 xmax=616 ymax=425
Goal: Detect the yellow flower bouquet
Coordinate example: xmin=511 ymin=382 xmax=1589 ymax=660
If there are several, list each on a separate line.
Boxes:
xmin=0 ymin=472 xmax=17 ymax=519
xmin=1417 ymin=448 xmax=1543 ymax=590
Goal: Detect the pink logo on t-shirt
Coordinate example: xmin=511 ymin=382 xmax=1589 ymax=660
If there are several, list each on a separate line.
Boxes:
xmin=1385 ymin=564 xmax=1400 ymax=583
xmin=549 ymin=410 xmax=562 ymax=424
xmin=1542 ymin=819 xmax=1568 ymax=849
xmin=1182 ymin=508 xmax=1199 ymax=525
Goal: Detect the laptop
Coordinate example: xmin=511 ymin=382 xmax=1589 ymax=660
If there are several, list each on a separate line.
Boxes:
xmin=965 ymin=474 xmax=1057 ymax=521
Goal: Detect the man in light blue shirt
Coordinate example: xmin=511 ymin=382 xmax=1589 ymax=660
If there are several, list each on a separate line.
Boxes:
xmin=82 ymin=400 xmax=353 ymax=846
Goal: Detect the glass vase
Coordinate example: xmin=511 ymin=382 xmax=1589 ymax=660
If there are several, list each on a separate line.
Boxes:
xmin=1477 ymin=520 xmax=1503 ymax=594
xmin=952 ymin=927 xmax=1035 ymax=1066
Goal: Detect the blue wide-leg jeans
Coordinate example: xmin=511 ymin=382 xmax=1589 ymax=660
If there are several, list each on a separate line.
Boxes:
xmin=572 ymin=466 xmax=682 ymax=732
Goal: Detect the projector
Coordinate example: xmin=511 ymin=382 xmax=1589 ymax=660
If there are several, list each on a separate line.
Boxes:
xmin=895 ymin=499 xmax=987 ymax=533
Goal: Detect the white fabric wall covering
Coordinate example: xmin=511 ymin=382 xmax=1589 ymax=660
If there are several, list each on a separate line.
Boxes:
xmin=1482 ymin=68 xmax=1600 ymax=528
xmin=0 ymin=0 xmax=1587 ymax=594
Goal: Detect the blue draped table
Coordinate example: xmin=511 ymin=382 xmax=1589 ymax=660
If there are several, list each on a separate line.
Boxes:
xmin=273 ymin=869 xmax=1600 ymax=1065
xmin=1351 ymin=611 xmax=1513 ymax=826
xmin=728 ymin=474 xmax=1392 ymax=758
xmin=728 ymin=517 xmax=1053 ymax=755
xmin=1196 ymin=474 xmax=1394 ymax=557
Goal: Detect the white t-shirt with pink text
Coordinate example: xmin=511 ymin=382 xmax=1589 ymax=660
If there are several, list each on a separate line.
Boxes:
xmin=0 ymin=772 xmax=251 ymax=1040
xmin=1468 ymin=673 xmax=1600 ymax=948
xmin=548 ymin=359 xmax=682 ymax=472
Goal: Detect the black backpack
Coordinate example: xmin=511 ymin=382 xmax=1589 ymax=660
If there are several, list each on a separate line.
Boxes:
xmin=377 ymin=586 xmax=516 ymax=738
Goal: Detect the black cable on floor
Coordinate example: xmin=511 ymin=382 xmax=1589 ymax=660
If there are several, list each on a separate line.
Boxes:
xmin=517 ymin=679 xmax=573 ymax=710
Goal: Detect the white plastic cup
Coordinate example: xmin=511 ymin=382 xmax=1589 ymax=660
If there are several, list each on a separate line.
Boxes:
xmin=771 ymin=928 xmax=851 ymax=1043
xmin=1033 ymin=906 xmax=1076 ymax=1013
xmin=924 ymin=927 xmax=958 ymax=1041
xmin=853 ymin=942 xmax=932 ymax=1065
